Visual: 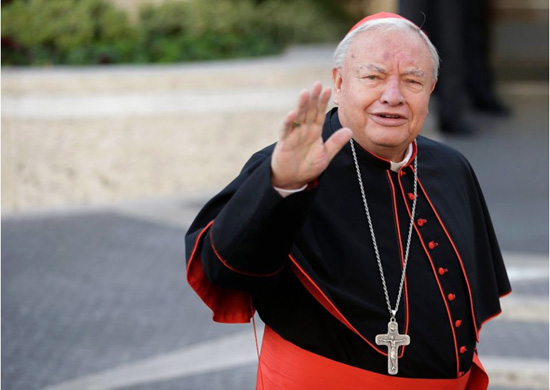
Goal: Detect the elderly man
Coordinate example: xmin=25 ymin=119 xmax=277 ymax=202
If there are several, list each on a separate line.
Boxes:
xmin=185 ymin=12 xmax=510 ymax=389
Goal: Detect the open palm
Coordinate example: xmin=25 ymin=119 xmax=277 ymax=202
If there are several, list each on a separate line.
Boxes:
xmin=271 ymin=82 xmax=353 ymax=189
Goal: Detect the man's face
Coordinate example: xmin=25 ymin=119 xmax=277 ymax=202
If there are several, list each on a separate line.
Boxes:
xmin=333 ymin=28 xmax=436 ymax=161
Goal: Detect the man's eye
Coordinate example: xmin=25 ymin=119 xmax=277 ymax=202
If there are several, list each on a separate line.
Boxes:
xmin=365 ymin=75 xmax=378 ymax=80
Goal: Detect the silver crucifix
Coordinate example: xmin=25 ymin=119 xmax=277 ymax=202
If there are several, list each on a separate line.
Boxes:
xmin=375 ymin=320 xmax=410 ymax=375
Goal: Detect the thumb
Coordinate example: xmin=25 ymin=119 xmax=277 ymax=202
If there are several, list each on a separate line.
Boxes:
xmin=325 ymin=128 xmax=353 ymax=162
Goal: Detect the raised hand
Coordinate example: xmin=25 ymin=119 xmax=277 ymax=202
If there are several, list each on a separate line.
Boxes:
xmin=271 ymin=82 xmax=353 ymax=189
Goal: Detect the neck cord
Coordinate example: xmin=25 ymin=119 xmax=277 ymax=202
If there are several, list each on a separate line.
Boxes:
xmin=349 ymin=139 xmax=418 ymax=321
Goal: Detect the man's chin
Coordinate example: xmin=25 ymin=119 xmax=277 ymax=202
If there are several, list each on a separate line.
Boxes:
xmin=367 ymin=131 xmax=411 ymax=147
xmin=360 ymin=133 xmax=413 ymax=160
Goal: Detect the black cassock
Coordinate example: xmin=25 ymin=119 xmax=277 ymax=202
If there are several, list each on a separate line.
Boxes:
xmin=185 ymin=107 xmax=511 ymax=379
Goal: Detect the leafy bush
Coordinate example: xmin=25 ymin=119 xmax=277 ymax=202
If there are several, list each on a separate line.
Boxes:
xmin=138 ymin=0 xmax=285 ymax=62
xmin=2 ymin=0 xmax=140 ymax=65
xmin=2 ymin=0 xmax=352 ymax=66
xmin=137 ymin=0 xmax=351 ymax=63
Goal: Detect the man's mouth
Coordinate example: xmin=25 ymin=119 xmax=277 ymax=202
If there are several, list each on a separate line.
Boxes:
xmin=370 ymin=112 xmax=408 ymax=127
xmin=377 ymin=113 xmax=404 ymax=119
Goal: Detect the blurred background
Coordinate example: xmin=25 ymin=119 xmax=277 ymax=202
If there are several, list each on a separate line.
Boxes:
xmin=2 ymin=0 xmax=549 ymax=389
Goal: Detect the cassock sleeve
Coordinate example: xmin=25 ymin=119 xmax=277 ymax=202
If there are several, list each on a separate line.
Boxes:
xmin=185 ymin=147 xmax=318 ymax=322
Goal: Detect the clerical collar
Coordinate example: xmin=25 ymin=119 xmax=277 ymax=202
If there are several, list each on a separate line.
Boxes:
xmin=390 ymin=143 xmax=413 ymax=172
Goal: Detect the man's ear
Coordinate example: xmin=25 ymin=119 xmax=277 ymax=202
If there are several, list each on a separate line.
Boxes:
xmin=332 ymin=68 xmax=342 ymax=105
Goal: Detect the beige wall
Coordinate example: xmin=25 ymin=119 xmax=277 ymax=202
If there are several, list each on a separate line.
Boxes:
xmin=2 ymin=56 xmax=335 ymax=213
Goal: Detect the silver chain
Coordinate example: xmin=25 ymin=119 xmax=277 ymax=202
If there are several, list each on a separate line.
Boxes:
xmin=349 ymin=139 xmax=418 ymax=321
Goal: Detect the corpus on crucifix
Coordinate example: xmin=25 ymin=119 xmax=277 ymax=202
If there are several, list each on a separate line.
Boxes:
xmin=375 ymin=320 xmax=410 ymax=375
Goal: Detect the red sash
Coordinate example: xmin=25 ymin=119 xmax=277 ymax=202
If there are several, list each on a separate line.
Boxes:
xmin=257 ymin=326 xmax=489 ymax=390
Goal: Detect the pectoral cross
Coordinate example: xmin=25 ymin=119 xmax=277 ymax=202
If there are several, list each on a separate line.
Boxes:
xmin=375 ymin=320 xmax=410 ymax=375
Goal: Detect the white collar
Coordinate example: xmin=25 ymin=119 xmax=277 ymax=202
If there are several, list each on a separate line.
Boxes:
xmin=390 ymin=143 xmax=413 ymax=172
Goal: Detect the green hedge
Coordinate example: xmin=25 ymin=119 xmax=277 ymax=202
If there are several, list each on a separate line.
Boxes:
xmin=2 ymin=0 xmax=140 ymax=65
xmin=2 ymin=0 xmax=352 ymax=66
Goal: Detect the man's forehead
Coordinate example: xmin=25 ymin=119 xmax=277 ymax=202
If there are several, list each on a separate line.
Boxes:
xmin=346 ymin=31 xmax=432 ymax=72
xmin=351 ymin=28 xmax=429 ymax=54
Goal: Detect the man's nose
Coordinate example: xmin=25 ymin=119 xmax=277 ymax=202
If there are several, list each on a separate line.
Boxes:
xmin=380 ymin=78 xmax=404 ymax=105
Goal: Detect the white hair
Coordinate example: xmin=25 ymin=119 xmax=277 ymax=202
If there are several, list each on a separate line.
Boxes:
xmin=333 ymin=17 xmax=440 ymax=80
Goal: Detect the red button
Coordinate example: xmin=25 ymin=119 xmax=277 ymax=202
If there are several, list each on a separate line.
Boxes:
xmin=399 ymin=170 xmax=406 ymax=176
xmin=460 ymin=346 xmax=468 ymax=354
xmin=417 ymin=218 xmax=427 ymax=226
xmin=408 ymin=193 xmax=416 ymax=200
xmin=455 ymin=319 xmax=462 ymax=328
xmin=438 ymin=267 xmax=448 ymax=276
xmin=447 ymin=293 xmax=456 ymax=301
xmin=459 ymin=371 xmax=465 ymax=377
xmin=428 ymin=241 xmax=439 ymax=249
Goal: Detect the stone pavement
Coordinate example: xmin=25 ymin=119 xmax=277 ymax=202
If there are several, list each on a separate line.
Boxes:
xmin=2 ymin=194 xmax=548 ymax=390
xmin=2 ymin=44 xmax=549 ymax=389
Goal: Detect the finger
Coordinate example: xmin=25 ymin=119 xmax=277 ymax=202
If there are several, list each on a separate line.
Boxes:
xmin=294 ymin=89 xmax=311 ymax=124
xmin=304 ymin=82 xmax=323 ymax=124
xmin=282 ymin=83 xmax=324 ymax=137
xmin=311 ymin=81 xmax=323 ymax=100
xmin=315 ymin=87 xmax=332 ymax=126
xmin=324 ymin=127 xmax=353 ymax=162
xmin=281 ymin=110 xmax=299 ymax=138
